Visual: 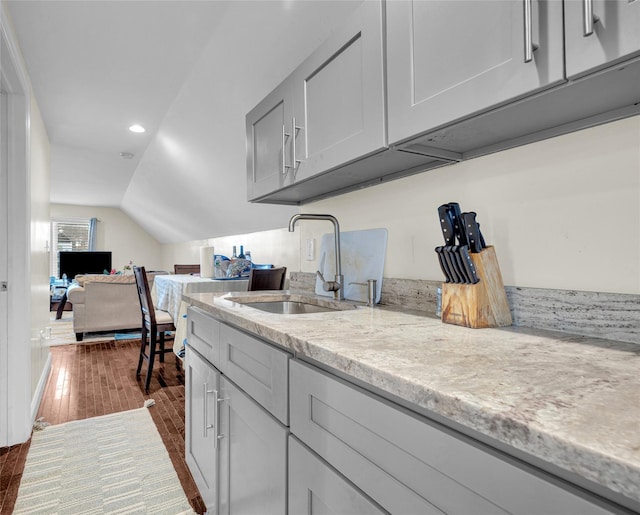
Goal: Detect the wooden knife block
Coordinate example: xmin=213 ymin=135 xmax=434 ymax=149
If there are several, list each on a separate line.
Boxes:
xmin=441 ymin=246 xmax=512 ymax=328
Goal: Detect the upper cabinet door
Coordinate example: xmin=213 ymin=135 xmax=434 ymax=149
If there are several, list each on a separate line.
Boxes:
xmin=292 ymin=0 xmax=386 ymax=183
xmin=246 ymin=79 xmax=294 ymax=201
xmin=565 ymin=0 xmax=640 ymax=79
xmin=387 ymin=0 xmax=565 ymax=145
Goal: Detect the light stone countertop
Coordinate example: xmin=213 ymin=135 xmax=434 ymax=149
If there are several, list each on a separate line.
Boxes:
xmin=183 ymin=290 xmax=640 ymax=507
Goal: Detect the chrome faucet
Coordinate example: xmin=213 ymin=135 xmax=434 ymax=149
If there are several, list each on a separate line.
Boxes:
xmin=288 ymin=214 xmax=344 ymax=301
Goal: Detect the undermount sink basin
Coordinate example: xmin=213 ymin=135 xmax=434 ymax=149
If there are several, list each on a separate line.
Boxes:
xmin=227 ymin=293 xmax=359 ymax=314
xmin=242 ymin=301 xmax=341 ymax=314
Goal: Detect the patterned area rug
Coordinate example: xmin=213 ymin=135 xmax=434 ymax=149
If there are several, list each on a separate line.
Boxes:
xmin=13 ymin=409 xmax=195 ymax=514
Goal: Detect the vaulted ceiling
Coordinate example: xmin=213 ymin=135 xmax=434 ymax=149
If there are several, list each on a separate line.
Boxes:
xmin=7 ymin=0 xmax=361 ymax=243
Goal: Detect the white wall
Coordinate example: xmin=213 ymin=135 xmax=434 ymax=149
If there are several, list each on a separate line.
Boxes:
xmin=300 ymin=116 xmax=640 ymax=295
xmin=1 ymin=0 xmax=50 ymax=446
xmin=50 ymin=204 xmax=165 ymax=273
xmin=162 ymin=115 xmax=640 ymax=296
xmin=161 ymin=227 xmax=299 ymax=276
xmin=29 ymin=91 xmax=51 ymax=396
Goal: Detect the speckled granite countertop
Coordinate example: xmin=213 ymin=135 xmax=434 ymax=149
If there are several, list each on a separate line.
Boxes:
xmin=183 ymin=290 xmax=640 ymax=507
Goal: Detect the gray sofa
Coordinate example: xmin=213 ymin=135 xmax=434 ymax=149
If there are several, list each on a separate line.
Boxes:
xmin=67 ymin=272 xmax=163 ymax=341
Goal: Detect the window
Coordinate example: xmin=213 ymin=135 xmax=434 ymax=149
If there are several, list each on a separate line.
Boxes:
xmin=50 ymin=217 xmax=97 ymax=278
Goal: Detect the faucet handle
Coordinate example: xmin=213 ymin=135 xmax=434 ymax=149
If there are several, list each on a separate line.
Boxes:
xmin=317 ymin=270 xmax=341 ymax=293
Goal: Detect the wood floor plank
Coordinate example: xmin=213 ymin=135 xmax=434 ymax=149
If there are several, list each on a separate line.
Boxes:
xmin=0 ymin=329 xmax=204 ymax=514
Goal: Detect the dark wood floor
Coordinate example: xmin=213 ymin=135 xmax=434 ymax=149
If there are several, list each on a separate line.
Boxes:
xmin=0 ymin=338 xmax=206 ymax=514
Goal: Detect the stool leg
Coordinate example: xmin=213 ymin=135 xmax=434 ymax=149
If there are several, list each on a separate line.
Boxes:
xmin=145 ymin=327 xmax=157 ymax=392
xmin=159 ymin=331 xmax=165 ymax=363
xmin=136 ymin=323 xmax=148 ymax=377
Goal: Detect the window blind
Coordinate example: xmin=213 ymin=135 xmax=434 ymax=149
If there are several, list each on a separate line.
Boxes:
xmin=50 ymin=217 xmax=97 ymax=278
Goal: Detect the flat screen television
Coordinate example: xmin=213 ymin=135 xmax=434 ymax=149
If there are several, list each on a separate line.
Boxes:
xmin=58 ymin=251 xmax=112 ymax=280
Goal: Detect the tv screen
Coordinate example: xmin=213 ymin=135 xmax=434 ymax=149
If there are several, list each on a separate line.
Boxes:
xmin=59 ymin=251 xmax=112 ymax=280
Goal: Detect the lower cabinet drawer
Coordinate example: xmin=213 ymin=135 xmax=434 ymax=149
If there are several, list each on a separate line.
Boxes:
xmin=219 ymin=323 xmax=290 ymax=425
xmin=288 ymin=435 xmax=387 ymax=515
xmin=290 ymin=360 xmax=617 ymax=515
xmin=187 ymin=306 xmax=220 ymax=366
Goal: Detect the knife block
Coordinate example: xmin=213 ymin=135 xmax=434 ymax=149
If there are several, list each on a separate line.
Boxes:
xmin=441 ymin=246 xmax=512 ymax=329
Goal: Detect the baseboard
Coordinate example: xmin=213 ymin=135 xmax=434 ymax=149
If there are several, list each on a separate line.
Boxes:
xmin=30 ymin=350 xmax=51 ymax=425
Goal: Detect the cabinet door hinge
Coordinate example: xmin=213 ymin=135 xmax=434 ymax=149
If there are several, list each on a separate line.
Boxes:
xmin=1 ymin=282 xmax=7 ymax=291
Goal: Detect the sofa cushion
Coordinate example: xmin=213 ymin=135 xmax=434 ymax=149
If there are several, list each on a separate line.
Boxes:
xmin=75 ymin=274 xmax=136 ymax=286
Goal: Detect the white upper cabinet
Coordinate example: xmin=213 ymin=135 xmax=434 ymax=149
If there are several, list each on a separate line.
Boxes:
xmin=246 ymin=80 xmax=295 ymax=200
xmin=386 ymin=0 xmax=565 ymax=145
xmin=247 ymin=0 xmax=640 ymax=204
xmin=565 ymin=0 xmax=640 ymax=78
xmin=291 ymin=0 xmax=385 ymax=183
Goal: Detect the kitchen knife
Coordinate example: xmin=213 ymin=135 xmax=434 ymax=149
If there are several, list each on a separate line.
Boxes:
xmin=477 ymin=223 xmax=487 ymax=249
xmin=448 ymin=245 xmax=470 ymax=283
xmin=443 ymin=245 xmax=464 ymax=283
xmin=462 ymin=212 xmax=484 ymax=253
xmin=434 ymin=246 xmax=453 ymax=283
xmin=446 ymin=202 xmax=468 ymax=246
xmin=458 ymin=245 xmax=479 ymax=284
xmin=437 ymin=204 xmax=456 ymax=246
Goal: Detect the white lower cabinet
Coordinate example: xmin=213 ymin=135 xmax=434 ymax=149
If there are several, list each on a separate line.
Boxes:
xmin=185 ymin=346 xmax=220 ymax=510
xmin=218 ymin=376 xmax=287 ymax=515
xmin=289 ymin=360 xmax=623 ymax=515
xmin=185 ymin=337 xmax=288 ymax=515
xmin=187 ymin=309 xmax=629 ymax=514
xmin=288 ymin=436 xmax=387 ymax=515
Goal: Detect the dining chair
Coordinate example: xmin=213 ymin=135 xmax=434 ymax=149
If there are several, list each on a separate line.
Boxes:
xmin=133 ymin=266 xmax=176 ymax=392
xmin=247 ymin=266 xmax=287 ymax=291
xmin=174 ymin=264 xmax=200 ymax=275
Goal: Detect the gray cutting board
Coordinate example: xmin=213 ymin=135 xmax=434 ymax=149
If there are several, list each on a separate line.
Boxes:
xmin=315 ymin=228 xmax=387 ymax=303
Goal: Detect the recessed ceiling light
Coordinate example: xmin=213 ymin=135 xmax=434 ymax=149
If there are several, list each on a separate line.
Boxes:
xmin=129 ymin=124 xmax=145 ymax=133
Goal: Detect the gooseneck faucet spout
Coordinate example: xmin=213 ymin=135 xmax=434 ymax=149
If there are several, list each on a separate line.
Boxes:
xmin=288 ymin=214 xmax=344 ymax=301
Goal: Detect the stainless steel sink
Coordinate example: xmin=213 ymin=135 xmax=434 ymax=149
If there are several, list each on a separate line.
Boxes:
xmin=242 ymin=300 xmax=341 ymax=314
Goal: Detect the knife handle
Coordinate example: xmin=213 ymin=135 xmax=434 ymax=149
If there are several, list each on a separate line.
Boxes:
xmin=438 ymin=205 xmax=455 ymax=246
xmin=459 ymin=245 xmax=479 ymax=284
xmin=447 ymin=202 xmax=467 ymax=246
xmin=449 ymin=245 xmax=469 ymax=284
xmin=477 ymin=223 xmax=487 ymax=249
xmin=444 ymin=246 xmax=463 ymax=283
xmin=462 ymin=212 xmax=483 ymax=253
xmin=435 ymin=246 xmax=452 ymax=283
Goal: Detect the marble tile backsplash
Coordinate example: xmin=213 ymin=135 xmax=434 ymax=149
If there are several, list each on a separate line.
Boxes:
xmin=289 ymin=272 xmax=639 ymax=344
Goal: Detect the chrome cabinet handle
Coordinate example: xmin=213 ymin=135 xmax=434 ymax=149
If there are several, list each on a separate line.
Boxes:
xmin=213 ymin=388 xmax=220 ymax=448
xmin=583 ymin=0 xmax=599 ymax=37
xmin=281 ymin=125 xmax=292 ymax=176
xmin=292 ymin=117 xmax=302 ymax=177
xmin=213 ymin=389 xmax=229 ymax=448
xmin=523 ymin=0 xmax=539 ymax=63
xmin=203 ymin=383 xmax=214 ymax=438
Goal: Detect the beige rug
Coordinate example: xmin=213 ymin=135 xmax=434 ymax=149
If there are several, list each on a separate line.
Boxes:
xmin=48 ymin=312 xmax=141 ymax=346
xmin=13 ymin=408 xmax=195 ymax=514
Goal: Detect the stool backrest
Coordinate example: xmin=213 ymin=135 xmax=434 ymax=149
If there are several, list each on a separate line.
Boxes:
xmin=247 ymin=267 xmax=287 ymax=291
xmin=174 ymin=264 xmax=200 ymax=275
xmin=133 ymin=266 xmax=156 ymax=325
